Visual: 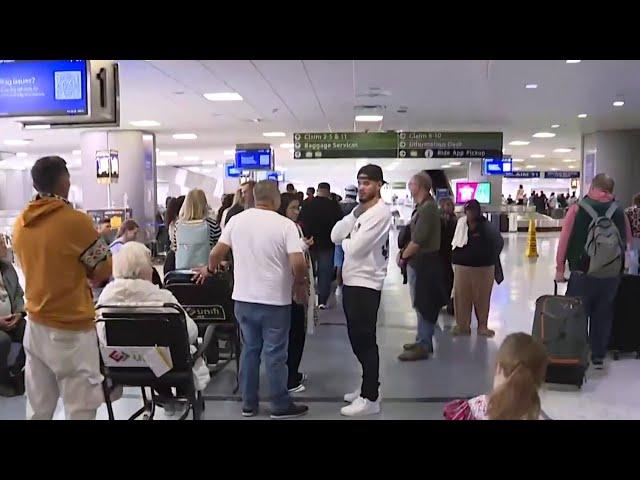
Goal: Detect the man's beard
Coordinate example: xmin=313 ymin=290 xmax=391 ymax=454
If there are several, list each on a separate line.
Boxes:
xmin=359 ymin=192 xmax=375 ymax=203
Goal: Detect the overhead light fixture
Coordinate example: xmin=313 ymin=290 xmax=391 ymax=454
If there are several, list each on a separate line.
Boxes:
xmin=525 ymin=83 xmax=538 ymax=89
xmin=512 ymin=158 xmax=525 ymax=163
xmin=159 ymin=151 xmax=178 ymax=157
xmin=172 ymin=133 xmax=198 ymax=140
xmin=551 ymin=168 xmax=559 ymax=171
xmin=553 ymin=148 xmax=573 ymax=153
xmin=551 ymin=124 xmax=560 ymax=128
xmin=563 ymin=158 xmax=576 ymax=163
xmin=441 ymin=165 xmax=451 ymax=169
xmin=72 ymin=150 xmax=81 ymax=156
xmin=355 ymin=114 xmax=384 ymax=122
xmin=203 ymin=92 xmax=243 ymax=102
xmin=526 ymin=165 xmax=537 ymax=169
xmin=263 ymin=131 xmax=286 ymax=137
xmin=156 ymin=159 xmax=167 ymax=166
xmin=183 ymin=156 xmax=200 ymax=161
xmin=566 ymin=60 xmax=582 ymax=64
xmin=530 ymin=154 xmax=546 ymax=158
xmin=532 ymin=132 xmax=556 ymax=138
xmin=280 ymin=143 xmax=294 ymax=148
xmin=130 ymin=120 xmax=161 ymax=127
xmin=3 ymin=139 xmax=32 ymax=146
xmin=577 ymin=113 xmax=588 ymax=118
xmin=509 ymin=140 xmax=530 ymax=146
xmin=24 ymin=124 xmax=51 ymax=130
xmin=613 ymin=99 xmax=625 ymax=107
xmin=202 ymin=160 xmax=217 ymax=165
xmin=449 ymin=161 xmax=462 ymax=166
xmin=16 ymin=152 xmax=28 ymax=158
xmin=569 ymin=165 xmax=578 ymax=169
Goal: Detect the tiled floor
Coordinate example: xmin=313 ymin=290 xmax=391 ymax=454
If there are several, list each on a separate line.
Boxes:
xmin=2 ymin=232 xmax=638 ymax=420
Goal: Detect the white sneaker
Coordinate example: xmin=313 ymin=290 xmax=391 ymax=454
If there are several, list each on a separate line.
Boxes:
xmin=343 ymin=388 xmax=361 ymax=403
xmin=344 ymin=388 xmax=382 ymax=403
xmin=340 ymin=396 xmax=381 ymax=417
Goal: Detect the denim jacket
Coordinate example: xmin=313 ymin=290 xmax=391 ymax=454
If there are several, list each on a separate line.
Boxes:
xmin=0 ymin=260 xmax=25 ymax=314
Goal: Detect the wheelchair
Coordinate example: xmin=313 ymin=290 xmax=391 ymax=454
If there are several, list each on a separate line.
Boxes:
xmin=97 ymin=303 xmax=216 ymax=420
xmin=164 ymin=270 xmax=241 ymax=393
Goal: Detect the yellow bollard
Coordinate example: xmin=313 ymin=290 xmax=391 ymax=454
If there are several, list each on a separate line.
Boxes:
xmin=525 ymin=218 xmax=539 ymax=258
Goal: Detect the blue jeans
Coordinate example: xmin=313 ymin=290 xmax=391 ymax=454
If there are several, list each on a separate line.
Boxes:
xmin=408 ymin=265 xmax=435 ymax=351
xmin=566 ymin=272 xmax=620 ymax=361
xmin=313 ymin=248 xmax=334 ymax=305
xmin=334 ymin=245 xmax=345 ymax=268
xmin=235 ymin=301 xmax=292 ymax=412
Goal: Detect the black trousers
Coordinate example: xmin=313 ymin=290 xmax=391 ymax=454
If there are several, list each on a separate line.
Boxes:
xmin=287 ymin=302 xmax=306 ymax=388
xmin=342 ymin=285 xmax=381 ymax=401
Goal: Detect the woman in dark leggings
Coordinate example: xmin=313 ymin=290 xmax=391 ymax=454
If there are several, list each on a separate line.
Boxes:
xmin=278 ymin=194 xmax=315 ymax=393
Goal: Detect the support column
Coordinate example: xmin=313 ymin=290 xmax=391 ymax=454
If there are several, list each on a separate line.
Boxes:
xmin=467 ymin=160 xmax=502 ymax=211
xmin=80 ymin=130 xmax=157 ymax=243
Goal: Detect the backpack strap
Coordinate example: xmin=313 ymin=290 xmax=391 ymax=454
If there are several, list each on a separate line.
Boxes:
xmin=578 ymin=199 xmax=599 ymax=221
xmin=604 ymin=202 xmax=618 ymax=220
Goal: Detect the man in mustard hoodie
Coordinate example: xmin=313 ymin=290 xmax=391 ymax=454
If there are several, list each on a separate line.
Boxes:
xmin=12 ymin=156 xmax=112 ymax=420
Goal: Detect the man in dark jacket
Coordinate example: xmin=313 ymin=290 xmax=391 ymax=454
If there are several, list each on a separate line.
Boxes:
xmin=299 ymin=182 xmax=343 ymax=309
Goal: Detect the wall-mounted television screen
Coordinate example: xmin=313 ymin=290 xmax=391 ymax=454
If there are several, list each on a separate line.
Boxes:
xmin=226 ymin=165 xmax=242 ymax=177
xmin=0 ymin=60 xmax=89 ymax=117
xmin=235 ymin=148 xmax=272 ymax=170
xmin=455 ymin=182 xmax=492 ymax=205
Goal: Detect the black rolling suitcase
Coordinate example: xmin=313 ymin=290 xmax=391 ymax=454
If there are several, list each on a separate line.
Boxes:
xmin=532 ymin=281 xmax=589 ymax=388
xmin=609 ymin=274 xmax=640 ymax=360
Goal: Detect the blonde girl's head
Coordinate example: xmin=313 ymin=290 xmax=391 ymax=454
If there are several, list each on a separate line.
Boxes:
xmin=180 ymin=189 xmax=209 ymax=221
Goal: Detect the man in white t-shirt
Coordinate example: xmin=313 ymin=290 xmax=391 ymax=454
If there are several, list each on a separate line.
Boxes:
xmin=195 ymin=180 xmax=309 ymax=419
xmin=331 ymin=164 xmax=392 ymax=417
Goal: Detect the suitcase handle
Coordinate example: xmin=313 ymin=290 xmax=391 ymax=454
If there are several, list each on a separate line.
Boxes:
xmin=554 ymin=280 xmax=558 ymax=296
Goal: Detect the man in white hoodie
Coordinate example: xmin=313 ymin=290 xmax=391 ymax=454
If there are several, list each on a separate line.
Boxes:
xmin=331 ymin=164 xmax=391 ymax=417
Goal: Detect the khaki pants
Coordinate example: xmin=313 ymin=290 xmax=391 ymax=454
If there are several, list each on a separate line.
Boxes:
xmin=453 ymin=265 xmax=495 ymax=330
xmin=24 ymin=320 xmax=105 ymax=420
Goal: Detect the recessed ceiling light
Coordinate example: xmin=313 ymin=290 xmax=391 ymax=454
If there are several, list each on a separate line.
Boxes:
xmin=159 ymin=151 xmax=178 ymax=157
xmin=223 ymin=149 xmax=235 ymax=156
xmin=551 ymin=124 xmax=560 ymax=128
xmin=24 ymin=124 xmax=51 ymax=130
xmin=563 ymin=158 xmax=577 ymax=163
xmin=441 ymin=165 xmax=451 ymax=169
xmin=569 ymin=165 xmax=578 ymax=169
xmin=532 ymin=132 xmax=556 ymax=138
xmin=613 ymin=100 xmax=625 ymax=107
xmin=526 ymin=165 xmax=537 ymax=169
xmin=130 ymin=120 xmax=161 ymax=127
xmin=577 ymin=113 xmax=588 ymax=119
xmin=3 ymin=139 xmax=32 ymax=146
xmin=202 ymin=160 xmax=217 ymax=165
xmin=551 ymin=168 xmax=559 ymax=171
xmin=553 ymin=148 xmax=573 ymax=153
xmin=530 ymin=154 xmax=545 ymax=158
xmin=16 ymin=152 xmax=28 ymax=158
xmin=203 ymin=92 xmax=243 ymax=102
xmin=183 ymin=156 xmax=200 ymax=161
xmin=449 ymin=161 xmax=462 ymax=166
xmin=355 ymin=114 xmax=384 ymax=122
xmin=172 ymin=133 xmax=198 ymax=140
xmin=263 ymin=132 xmax=286 ymax=137
xmin=566 ymin=60 xmax=582 ymax=64
xmin=72 ymin=150 xmax=81 ymax=156
xmin=509 ymin=140 xmax=530 ymax=146
xmin=280 ymin=143 xmax=294 ymax=149
xmin=525 ymin=83 xmax=538 ymax=89
xmin=512 ymin=158 xmax=525 ymax=163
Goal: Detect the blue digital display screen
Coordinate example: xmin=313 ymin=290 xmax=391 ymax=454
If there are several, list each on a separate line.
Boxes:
xmin=483 ymin=156 xmax=512 ymax=175
xmin=235 ymin=148 xmax=272 ymax=170
xmin=226 ymin=165 xmax=242 ymax=177
xmin=0 ymin=60 xmax=89 ymax=117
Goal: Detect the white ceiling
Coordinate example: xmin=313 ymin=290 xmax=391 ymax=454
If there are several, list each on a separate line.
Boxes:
xmin=2 ymin=60 xmax=640 ymax=175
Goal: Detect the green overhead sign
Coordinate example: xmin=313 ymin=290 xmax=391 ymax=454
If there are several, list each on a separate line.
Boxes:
xmin=293 ymin=131 xmax=503 ymax=159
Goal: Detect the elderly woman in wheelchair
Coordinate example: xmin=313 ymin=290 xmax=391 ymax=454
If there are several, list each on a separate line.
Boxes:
xmin=96 ymin=241 xmax=211 ymax=417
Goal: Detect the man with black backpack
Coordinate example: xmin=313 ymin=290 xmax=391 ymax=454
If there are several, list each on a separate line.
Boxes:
xmin=555 ymin=173 xmax=632 ymax=369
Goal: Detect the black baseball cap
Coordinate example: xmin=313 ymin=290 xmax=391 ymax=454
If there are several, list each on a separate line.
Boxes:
xmin=357 ymin=164 xmax=386 ymax=184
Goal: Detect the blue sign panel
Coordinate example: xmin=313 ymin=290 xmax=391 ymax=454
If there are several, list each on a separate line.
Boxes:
xmin=0 ymin=60 xmax=89 ymax=117
xmin=235 ymin=148 xmax=272 ymax=170
xmin=483 ymin=156 xmax=512 ymax=175
xmin=504 ymin=171 xmax=541 ymax=178
xmin=226 ymin=165 xmax=242 ymax=178
xmin=544 ymin=171 xmax=580 ymax=179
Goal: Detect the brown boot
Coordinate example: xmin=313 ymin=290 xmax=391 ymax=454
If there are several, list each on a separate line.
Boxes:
xmin=403 ymin=342 xmax=419 ymax=351
xmin=398 ymin=345 xmax=431 ymax=361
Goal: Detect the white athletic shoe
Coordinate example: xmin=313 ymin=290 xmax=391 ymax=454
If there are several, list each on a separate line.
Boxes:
xmin=344 ymin=388 xmax=382 ymax=403
xmin=340 ymin=396 xmax=381 ymax=417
